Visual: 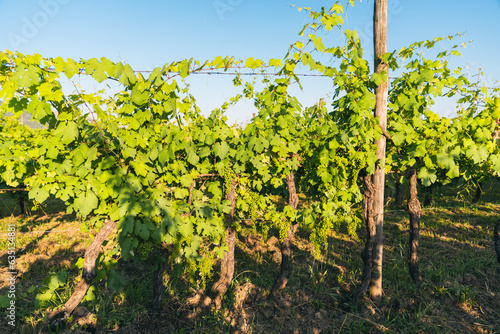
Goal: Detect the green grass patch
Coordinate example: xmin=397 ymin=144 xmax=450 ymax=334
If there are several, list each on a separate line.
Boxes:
xmin=0 ymin=180 xmax=499 ymax=333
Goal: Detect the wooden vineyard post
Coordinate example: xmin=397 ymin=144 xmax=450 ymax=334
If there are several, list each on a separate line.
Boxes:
xmin=369 ymin=0 xmax=388 ymax=303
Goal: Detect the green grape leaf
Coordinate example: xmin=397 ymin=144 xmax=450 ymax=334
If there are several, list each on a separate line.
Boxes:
xmin=178 ymin=219 xmax=193 ymax=237
xmin=74 ymin=191 xmax=98 ymax=217
xmin=417 ymin=167 xmax=437 ymax=187
xmin=213 ymin=141 xmax=229 ymax=159
xmin=436 ymin=152 xmax=455 ymax=170
xmin=29 ymin=188 xmax=49 ymax=203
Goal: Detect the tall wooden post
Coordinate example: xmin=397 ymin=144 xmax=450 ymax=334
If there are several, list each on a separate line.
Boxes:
xmin=369 ymin=0 xmax=388 ymax=303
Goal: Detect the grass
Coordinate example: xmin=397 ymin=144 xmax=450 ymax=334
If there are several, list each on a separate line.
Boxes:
xmin=0 ymin=178 xmax=499 ymax=333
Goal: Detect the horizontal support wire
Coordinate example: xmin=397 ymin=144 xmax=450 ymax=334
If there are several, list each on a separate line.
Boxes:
xmin=2 ymin=62 xmax=498 ymax=89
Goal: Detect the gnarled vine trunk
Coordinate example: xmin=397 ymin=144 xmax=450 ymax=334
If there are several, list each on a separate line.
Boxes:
xmin=407 ymin=169 xmax=422 ymax=288
xmin=473 ymin=181 xmax=483 ymax=203
xmin=355 ymin=171 xmax=376 ymax=301
xmin=494 ymin=219 xmax=500 ymax=264
xmin=39 ymin=219 xmax=117 ymax=334
xmin=272 ymin=171 xmax=299 ymax=298
xmin=423 ymin=185 xmax=433 ymax=207
xmin=211 ymin=178 xmax=237 ymax=309
xmin=395 ymin=175 xmax=406 ymax=208
xmin=149 ymin=247 xmax=171 ymax=312
xmin=19 ymin=195 xmax=25 ymax=215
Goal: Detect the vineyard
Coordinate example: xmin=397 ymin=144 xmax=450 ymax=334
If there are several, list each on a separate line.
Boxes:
xmin=0 ymin=2 xmax=499 ymax=333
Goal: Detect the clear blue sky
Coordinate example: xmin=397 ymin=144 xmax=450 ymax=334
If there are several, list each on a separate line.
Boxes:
xmin=1 ymin=0 xmax=499 ymax=123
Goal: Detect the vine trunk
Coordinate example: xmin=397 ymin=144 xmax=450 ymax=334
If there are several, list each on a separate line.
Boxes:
xmin=473 ymin=181 xmax=483 ymax=203
xmin=211 ymin=178 xmax=237 ymax=309
xmin=408 ymin=169 xmax=423 ymax=288
xmin=40 ymin=219 xmax=117 ymax=333
xmin=355 ymin=171 xmax=376 ymax=301
xmin=272 ymin=171 xmax=299 ymax=299
xmin=494 ymin=218 xmax=500 ymax=264
xmin=395 ymin=175 xmax=406 ymax=208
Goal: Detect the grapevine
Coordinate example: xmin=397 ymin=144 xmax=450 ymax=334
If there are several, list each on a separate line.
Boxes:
xmin=0 ymin=2 xmax=498 ymax=329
